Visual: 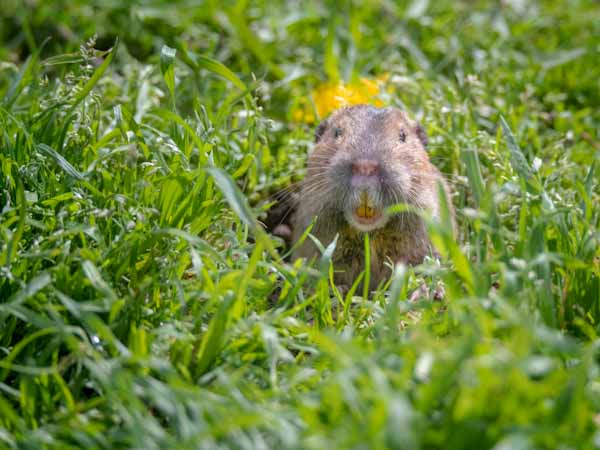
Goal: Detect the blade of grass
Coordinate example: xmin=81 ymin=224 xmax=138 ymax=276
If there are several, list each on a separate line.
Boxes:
xmin=5 ymin=176 xmax=26 ymax=266
xmin=460 ymin=146 xmax=485 ymax=207
xmin=2 ymin=43 xmax=42 ymax=109
xmin=82 ymin=260 xmax=117 ymax=303
xmin=37 ymin=144 xmax=85 ymax=180
xmin=175 ymin=41 xmax=246 ymax=91
xmin=206 ymin=167 xmax=256 ymax=230
xmin=363 ymin=233 xmax=371 ymax=299
xmin=3 ymin=272 xmax=51 ymax=306
xmin=193 ymin=293 xmax=237 ymax=378
xmin=160 ymin=45 xmax=177 ymax=108
xmin=0 ymin=327 xmax=58 ymax=382
xmin=66 ymin=40 xmax=118 ymax=117
xmin=500 ymin=115 xmax=542 ymax=193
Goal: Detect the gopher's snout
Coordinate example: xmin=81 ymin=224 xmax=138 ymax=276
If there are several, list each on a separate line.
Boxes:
xmin=351 ymin=158 xmax=379 ymax=176
xmin=350 ymin=158 xmax=381 ymax=190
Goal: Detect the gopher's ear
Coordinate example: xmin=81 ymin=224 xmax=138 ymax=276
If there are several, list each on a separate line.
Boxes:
xmin=315 ymin=118 xmax=329 ymax=143
xmin=415 ymin=122 xmax=428 ymax=148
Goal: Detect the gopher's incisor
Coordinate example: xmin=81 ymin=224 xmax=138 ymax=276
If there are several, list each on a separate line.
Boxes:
xmin=292 ymin=105 xmax=454 ymax=288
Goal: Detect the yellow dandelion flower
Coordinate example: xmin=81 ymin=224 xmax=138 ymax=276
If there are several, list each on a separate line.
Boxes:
xmin=292 ymin=74 xmax=389 ymax=124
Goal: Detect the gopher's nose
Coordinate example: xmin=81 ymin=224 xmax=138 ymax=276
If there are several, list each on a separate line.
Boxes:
xmin=351 ymin=159 xmax=379 ymax=177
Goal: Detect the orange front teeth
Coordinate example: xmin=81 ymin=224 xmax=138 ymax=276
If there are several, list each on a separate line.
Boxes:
xmin=355 ymin=192 xmax=376 ymax=219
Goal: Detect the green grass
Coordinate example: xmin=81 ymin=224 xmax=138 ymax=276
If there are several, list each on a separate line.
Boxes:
xmin=1 ymin=0 xmax=599 ymax=448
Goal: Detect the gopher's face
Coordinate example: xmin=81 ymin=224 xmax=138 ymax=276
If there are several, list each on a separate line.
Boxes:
xmin=307 ymin=105 xmax=430 ymax=233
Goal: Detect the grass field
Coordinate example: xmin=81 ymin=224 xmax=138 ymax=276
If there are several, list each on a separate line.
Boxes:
xmin=1 ymin=1 xmax=600 ymax=448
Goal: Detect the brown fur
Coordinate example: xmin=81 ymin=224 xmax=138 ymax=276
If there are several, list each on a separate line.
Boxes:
xmin=292 ymin=105 xmax=454 ymax=288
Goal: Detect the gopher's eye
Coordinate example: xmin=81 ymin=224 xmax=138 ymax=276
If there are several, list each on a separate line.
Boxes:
xmin=399 ymin=129 xmax=407 ymax=142
xmin=334 ymin=127 xmax=343 ymax=139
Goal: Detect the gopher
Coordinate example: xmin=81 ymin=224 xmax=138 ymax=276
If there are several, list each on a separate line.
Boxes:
xmin=292 ymin=105 xmax=453 ymax=288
